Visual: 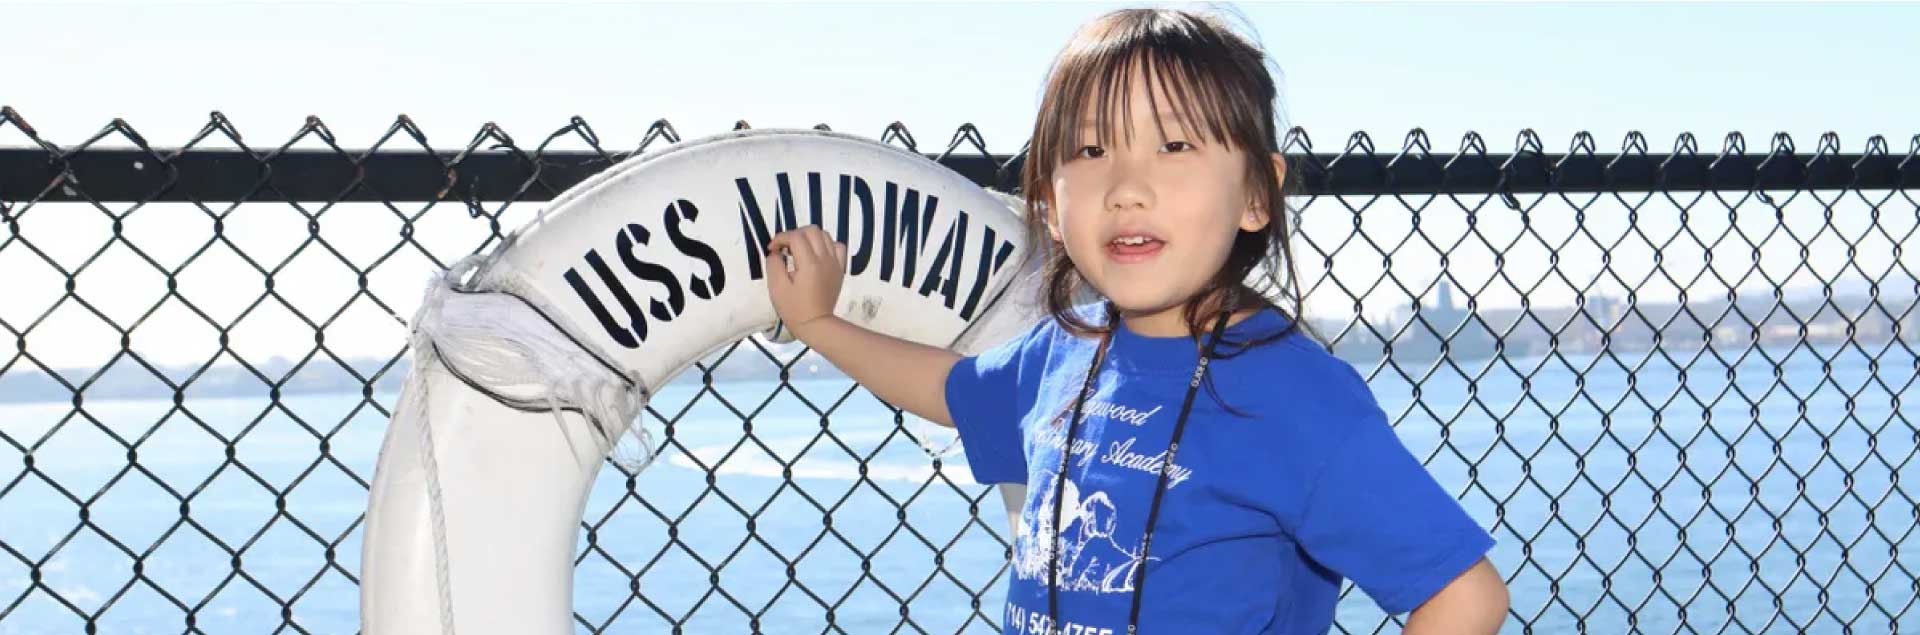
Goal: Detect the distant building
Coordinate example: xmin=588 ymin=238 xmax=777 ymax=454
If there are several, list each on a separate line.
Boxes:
xmin=1385 ymin=278 xmax=1496 ymax=362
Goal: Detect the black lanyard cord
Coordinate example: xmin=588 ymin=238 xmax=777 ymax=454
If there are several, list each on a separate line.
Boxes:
xmin=1044 ymin=306 xmax=1234 ymax=635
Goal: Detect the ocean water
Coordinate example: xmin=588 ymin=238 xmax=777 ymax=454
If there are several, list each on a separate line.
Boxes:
xmin=1 ymin=341 xmax=1916 ymax=633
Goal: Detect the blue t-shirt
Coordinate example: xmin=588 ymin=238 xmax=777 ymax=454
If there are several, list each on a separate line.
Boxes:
xmin=945 ymin=304 xmax=1496 ymax=635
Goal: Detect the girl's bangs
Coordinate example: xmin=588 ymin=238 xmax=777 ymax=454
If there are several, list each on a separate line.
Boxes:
xmin=1044 ymin=36 xmax=1261 ymax=169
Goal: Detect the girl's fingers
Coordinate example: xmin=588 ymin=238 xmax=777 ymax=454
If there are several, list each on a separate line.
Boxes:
xmin=766 ymin=232 xmax=797 ymax=256
xmin=788 ymin=234 xmax=818 ymax=271
xmin=804 ymin=225 xmax=831 ymax=262
xmin=767 ymin=227 xmax=846 ymax=275
xmin=772 ymin=233 xmax=816 ymax=277
xmin=764 ymin=234 xmax=797 ymax=277
xmin=814 ymin=230 xmax=846 ymax=274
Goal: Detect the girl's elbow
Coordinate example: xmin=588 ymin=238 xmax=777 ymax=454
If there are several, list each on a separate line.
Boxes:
xmin=1480 ymin=572 xmax=1512 ymax=623
xmin=1406 ymin=558 xmax=1509 ymax=633
xmin=1467 ymin=559 xmax=1510 ymax=613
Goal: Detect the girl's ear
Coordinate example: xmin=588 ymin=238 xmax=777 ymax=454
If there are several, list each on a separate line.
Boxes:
xmin=1240 ymin=153 xmax=1288 ymax=232
xmin=1042 ymin=200 xmax=1064 ymax=242
xmin=1241 ymin=202 xmax=1269 ymax=232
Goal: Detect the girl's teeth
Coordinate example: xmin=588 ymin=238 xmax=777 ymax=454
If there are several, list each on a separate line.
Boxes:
xmin=1107 ymin=235 xmax=1163 ymax=260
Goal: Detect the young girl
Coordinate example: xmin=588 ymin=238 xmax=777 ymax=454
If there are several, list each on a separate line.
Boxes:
xmin=765 ymin=8 xmax=1508 ymax=634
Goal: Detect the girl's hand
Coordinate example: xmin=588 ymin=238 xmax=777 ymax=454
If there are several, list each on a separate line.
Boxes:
xmin=764 ymin=226 xmax=850 ymax=336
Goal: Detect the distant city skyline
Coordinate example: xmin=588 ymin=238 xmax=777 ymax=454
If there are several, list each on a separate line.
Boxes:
xmin=1348 ymin=276 xmax=1917 ymax=363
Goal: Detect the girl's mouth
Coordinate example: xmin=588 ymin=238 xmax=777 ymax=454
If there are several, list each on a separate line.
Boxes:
xmin=1106 ymin=235 xmax=1164 ymax=263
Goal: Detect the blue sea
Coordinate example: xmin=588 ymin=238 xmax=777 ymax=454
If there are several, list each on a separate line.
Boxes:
xmin=2 ymin=341 xmax=1917 ymax=633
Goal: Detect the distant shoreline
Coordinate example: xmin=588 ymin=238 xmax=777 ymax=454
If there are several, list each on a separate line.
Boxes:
xmin=5 ymin=333 xmax=1902 ymax=406
xmin=0 ymin=351 xmax=853 ymax=405
xmin=6 ymin=290 xmax=1911 ymax=405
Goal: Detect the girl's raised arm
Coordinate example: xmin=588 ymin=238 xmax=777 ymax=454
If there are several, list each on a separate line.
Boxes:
xmin=764 ymin=225 xmax=963 ymax=427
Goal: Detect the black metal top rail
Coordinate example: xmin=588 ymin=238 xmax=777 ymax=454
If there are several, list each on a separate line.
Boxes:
xmin=2 ymin=109 xmax=1916 ymax=204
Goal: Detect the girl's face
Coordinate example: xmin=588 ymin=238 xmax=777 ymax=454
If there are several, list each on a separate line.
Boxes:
xmin=1047 ymin=66 xmax=1277 ymax=336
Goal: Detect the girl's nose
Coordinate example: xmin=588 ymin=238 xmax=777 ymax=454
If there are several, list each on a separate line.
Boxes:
xmin=1104 ymin=161 xmax=1153 ymax=212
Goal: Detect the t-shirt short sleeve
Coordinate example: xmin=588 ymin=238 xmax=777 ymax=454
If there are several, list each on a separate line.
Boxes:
xmin=944 ymin=320 xmax=1051 ymax=485
xmin=1293 ymin=390 xmax=1497 ymax=615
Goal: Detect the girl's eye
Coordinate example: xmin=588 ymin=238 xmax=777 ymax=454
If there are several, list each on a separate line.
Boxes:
xmin=1075 ymin=145 xmax=1106 ymax=159
xmin=1163 ymin=140 xmax=1194 ymax=153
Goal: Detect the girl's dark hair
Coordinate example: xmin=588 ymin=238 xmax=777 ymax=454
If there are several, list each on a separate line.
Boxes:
xmin=1020 ymin=6 xmax=1321 ymax=357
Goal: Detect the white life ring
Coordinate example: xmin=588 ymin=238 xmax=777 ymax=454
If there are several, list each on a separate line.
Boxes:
xmin=361 ymin=129 xmax=1045 ymax=634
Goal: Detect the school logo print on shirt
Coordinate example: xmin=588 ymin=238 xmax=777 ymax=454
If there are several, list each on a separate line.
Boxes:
xmin=1014 ymin=391 xmax=1198 ymax=596
xmin=1014 ymin=477 xmax=1149 ymax=594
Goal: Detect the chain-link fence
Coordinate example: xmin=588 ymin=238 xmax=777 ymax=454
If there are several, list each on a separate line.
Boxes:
xmin=3 ymin=107 xmax=1918 ymax=634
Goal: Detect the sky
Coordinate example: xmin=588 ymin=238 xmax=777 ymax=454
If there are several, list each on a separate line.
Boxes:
xmin=3 ymin=2 xmax=1916 ymax=149
xmin=2 ymin=1 xmax=1917 ymax=369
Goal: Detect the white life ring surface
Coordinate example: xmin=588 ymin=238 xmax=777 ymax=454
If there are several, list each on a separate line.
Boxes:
xmin=361 ymin=129 xmax=1044 ymax=634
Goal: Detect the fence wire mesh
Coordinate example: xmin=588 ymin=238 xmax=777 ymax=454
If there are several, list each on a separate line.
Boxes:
xmin=2 ymin=108 xmax=1919 ymax=634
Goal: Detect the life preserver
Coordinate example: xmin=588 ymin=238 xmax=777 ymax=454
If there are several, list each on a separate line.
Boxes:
xmin=361 ymin=129 xmax=1044 ymax=634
